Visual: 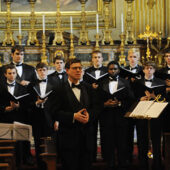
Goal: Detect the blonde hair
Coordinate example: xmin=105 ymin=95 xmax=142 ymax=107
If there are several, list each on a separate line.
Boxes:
xmin=128 ymin=48 xmax=140 ymax=58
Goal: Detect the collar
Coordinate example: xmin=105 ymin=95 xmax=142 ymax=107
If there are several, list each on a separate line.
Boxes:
xmin=68 ymin=79 xmax=80 ymax=87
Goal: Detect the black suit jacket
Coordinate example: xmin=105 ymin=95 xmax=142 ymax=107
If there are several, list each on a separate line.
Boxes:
xmin=28 ymin=78 xmax=55 ymax=137
xmin=48 ymin=71 xmax=68 ymax=89
xmin=156 ymin=66 xmax=170 ymax=80
xmin=48 ymin=80 xmax=99 ymax=150
xmin=0 ymin=82 xmax=29 ymax=123
xmin=83 ymin=66 xmax=108 ymax=85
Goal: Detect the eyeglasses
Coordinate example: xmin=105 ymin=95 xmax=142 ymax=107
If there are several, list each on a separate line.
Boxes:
xmin=70 ymin=67 xmax=83 ymax=70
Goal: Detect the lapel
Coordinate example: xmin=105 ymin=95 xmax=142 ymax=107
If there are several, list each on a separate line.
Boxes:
xmin=45 ymin=80 xmax=53 ymax=93
xmin=34 ymin=82 xmax=41 ymax=95
xmin=80 ymin=82 xmax=88 ymax=107
xmin=65 ymin=81 xmax=82 ymax=112
xmin=14 ymin=83 xmax=20 ymax=96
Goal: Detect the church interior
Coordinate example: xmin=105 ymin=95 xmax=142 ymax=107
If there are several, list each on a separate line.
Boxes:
xmin=0 ymin=0 xmax=169 ymax=170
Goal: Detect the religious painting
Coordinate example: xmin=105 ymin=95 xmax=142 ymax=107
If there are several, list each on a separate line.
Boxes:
xmin=0 ymin=0 xmax=98 ymax=12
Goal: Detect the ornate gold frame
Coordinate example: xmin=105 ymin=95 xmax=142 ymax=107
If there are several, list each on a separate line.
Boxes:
xmin=0 ymin=0 xmax=116 ymax=28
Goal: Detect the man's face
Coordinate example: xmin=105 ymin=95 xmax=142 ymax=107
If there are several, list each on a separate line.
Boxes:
xmin=143 ymin=66 xmax=155 ymax=78
xmin=128 ymin=52 xmax=139 ymax=67
xmin=92 ymin=52 xmax=103 ymax=67
xmin=66 ymin=63 xmax=83 ymax=82
xmin=165 ymin=53 xmax=170 ymax=65
xmin=12 ymin=50 xmax=24 ymax=64
xmin=37 ymin=67 xmax=48 ymax=80
xmin=54 ymin=59 xmax=65 ymax=72
xmin=5 ymin=68 xmax=17 ymax=82
xmin=108 ymin=64 xmax=119 ymax=77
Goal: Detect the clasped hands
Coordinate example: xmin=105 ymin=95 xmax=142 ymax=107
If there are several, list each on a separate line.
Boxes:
xmin=104 ymin=98 xmax=120 ymax=107
xmin=140 ymin=90 xmax=156 ymax=101
xmin=35 ymin=96 xmax=48 ymax=105
xmin=5 ymin=101 xmax=20 ymax=112
xmin=74 ymin=108 xmax=89 ymax=124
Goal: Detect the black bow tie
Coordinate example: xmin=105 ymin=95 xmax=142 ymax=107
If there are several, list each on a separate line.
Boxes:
xmin=56 ymin=72 xmax=64 ymax=76
xmin=38 ymin=79 xmax=47 ymax=83
xmin=167 ymin=67 xmax=170 ymax=71
xmin=72 ymin=83 xmax=81 ymax=89
xmin=109 ymin=76 xmax=117 ymax=81
xmin=16 ymin=63 xmax=23 ymax=67
xmin=145 ymin=79 xmax=153 ymax=82
xmin=94 ymin=67 xmax=101 ymax=71
xmin=130 ymin=67 xmax=138 ymax=70
xmin=7 ymin=83 xmax=15 ymax=87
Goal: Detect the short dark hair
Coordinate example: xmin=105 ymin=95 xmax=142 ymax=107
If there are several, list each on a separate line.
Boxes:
xmin=36 ymin=62 xmax=48 ymax=70
xmin=164 ymin=48 xmax=170 ymax=56
xmin=143 ymin=61 xmax=156 ymax=70
xmin=11 ymin=45 xmax=25 ymax=54
xmin=65 ymin=58 xmax=81 ymax=69
xmin=53 ymin=55 xmax=65 ymax=63
xmin=107 ymin=61 xmax=120 ymax=70
xmin=4 ymin=64 xmax=17 ymax=74
xmin=92 ymin=50 xmax=102 ymax=56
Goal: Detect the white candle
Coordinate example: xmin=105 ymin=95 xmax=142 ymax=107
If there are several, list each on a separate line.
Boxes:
xmin=121 ymin=13 xmax=124 ymax=33
xmin=70 ymin=16 xmax=73 ymax=34
xmin=96 ymin=14 xmax=99 ymax=33
xmin=42 ymin=15 xmax=45 ymax=34
xmin=19 ymin=18 xmax=21 ymax=35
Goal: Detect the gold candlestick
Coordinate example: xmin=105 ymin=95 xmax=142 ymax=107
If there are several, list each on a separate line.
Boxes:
xmin=78 ymin=0 xmax=90 ymax=45
xmin=17 ymin=34 xmax=23 ymax=46
xmin=53 ymin=0 xmax=65 ymax=46
xmin=119 ymin=33 xmax=126 ymax=66
xmin=69 ymin=33 xmax=76 ymax=59
xmin=2 ymin=0 xmax=15 ymax=46
xmin=41 ymin=33 xmax=48 ymax=64
xmin=94 ymin=33 xmax=100 ymax=51
xmin=102 ymin=0 xmax=114 ymax=45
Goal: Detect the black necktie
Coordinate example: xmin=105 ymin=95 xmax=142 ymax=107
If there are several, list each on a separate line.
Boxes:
xmin=145 ymin=79 xmax=153 ymax=82
xmin=72 ymin=83 xmax=81 ymax=89
xmin=7 ymin=83 xmax=15 ymax=87
xmin=16 ymin=63 xmax=23 ymax=67
xmin=38 ymin=79 xmax=47 ymax=83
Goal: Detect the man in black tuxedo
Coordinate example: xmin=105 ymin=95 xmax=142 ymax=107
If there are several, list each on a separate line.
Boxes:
xmin=0 ymin=64 xmax=33 ymax=166
xmin=0 ymin=45 xmax=37 ymax=86
xmin=120 ymin=49 xmax=143 ymax=164
xmin=133 ymin=61 xmax=166 ymax=170
xmin=48 ymin=55 xmax=68 ymax=88
xmin=49 ymin=58 xmax=99 ymax=170
xmin=83 ymin=50 xmax=107 ymax=161
xmin=28 ymin=62 xmax=55 ymax=170
xmin=99 ymin=61 xmax=133 ymax=170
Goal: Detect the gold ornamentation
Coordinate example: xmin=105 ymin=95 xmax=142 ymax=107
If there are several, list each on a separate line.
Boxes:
xmin=27 ymin=0 xmax=39 ymax=46
xmin=125 ymin=0 xmax=136 ymax=44
xmin=53 ymin=0 xmax=65 ymax=46
xmin=138 ymin=25 xmax=158 ymax=61
xmin=94 ymin=33 xmax=100 ymax=51
xmin=78 ymin=0 xmax=90 ymax=45
xmin=2 ymin=1 xmax=15 ymax=46
xmin=119 ymin=33 xmax=126 ymax=66
xmin=41 ymin=33 xmax=48 ymax=64
xmin=102 ymin=0 xmax=113 ymax=45
xmin=69 ymin=33 xmax=75 ymax=59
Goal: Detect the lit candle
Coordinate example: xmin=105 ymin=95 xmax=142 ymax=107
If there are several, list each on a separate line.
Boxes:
xmin=70 ymin=16 xmax=73 ymax=34
xmin=121 ymin=13 xmax=124 ymax=33
xmin=96 ymin=13 xmax=99 ymax=33
xmin=42 ymin=15 xmax=45 ymax=34
xmin=19 ymin=18 xmax=21 ymax=35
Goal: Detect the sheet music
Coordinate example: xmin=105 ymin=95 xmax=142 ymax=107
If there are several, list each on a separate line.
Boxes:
xmin=145 ymin=102 xmax=168 ymax=118
xmin=129 ymin=101 xmax=154 ymax=118
xmin=0 ymin=123 xmax=13 ymax=139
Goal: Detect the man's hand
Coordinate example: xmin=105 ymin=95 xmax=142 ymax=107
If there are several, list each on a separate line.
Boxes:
xmin=20 ymin=80 xmax=30 ymax=86
xmin=165 ymin=79 xmax=170 ymax=87
xmin=92 ymin=83 xmax=98 ymax=89
xmin=104 ymin=99 xmax=119 ymax=107
xmin=145 ymin=90 xmax=156 ymax=100
xmin=5 ymin=101 xmax=20 ymax=112
xmin=140 ymin=96 xmax=150 ymax=101
xmin=36 ymin=97 xmax=48 ymax=105
xmin=54 ymin=121 xmax=59 ymax=131
xmin=74 ymin=108 xmax=89 ymax=124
